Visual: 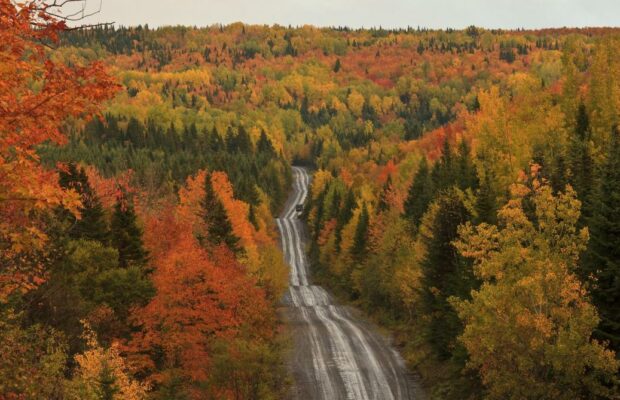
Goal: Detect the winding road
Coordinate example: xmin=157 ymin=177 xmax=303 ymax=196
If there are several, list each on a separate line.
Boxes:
xmin=278 ymin=166 xmax=424 ymax=400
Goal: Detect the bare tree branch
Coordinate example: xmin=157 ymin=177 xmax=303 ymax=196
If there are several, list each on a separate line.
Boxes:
xmin=20 ymin=0 xmax=112 ymax=27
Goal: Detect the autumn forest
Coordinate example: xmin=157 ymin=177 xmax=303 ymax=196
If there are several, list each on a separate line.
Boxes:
xmin=2 ymin=1 xmax=620 ymax=399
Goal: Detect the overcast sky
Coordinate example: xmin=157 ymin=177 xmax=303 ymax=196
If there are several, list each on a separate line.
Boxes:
xmin=76 ymin=0 xmax=619 ymax=29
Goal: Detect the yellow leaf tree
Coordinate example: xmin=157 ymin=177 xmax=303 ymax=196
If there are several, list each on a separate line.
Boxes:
xmin=453 ymin=169 xmax=618 ymax=400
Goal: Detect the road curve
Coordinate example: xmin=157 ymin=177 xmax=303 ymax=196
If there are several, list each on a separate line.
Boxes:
xmin=278 ymin=166 xmax=424 ymax=400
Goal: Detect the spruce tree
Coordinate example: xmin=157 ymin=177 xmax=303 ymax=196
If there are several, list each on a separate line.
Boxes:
xmin=583 ymin=125 xmax=620 ymax=351
xmin=248 ymin=204 xmax=259 ymax=230
xmin=433 ymin=139 xmax=454 ymax=190
xmin=58 ymin=163 xmax=109 ymax=243
xmin=568 ymin=103 xmax=595 ymax=224
xmin=455 ymin=140 xmax=478 ymax=191
xmin=201 ymin=172 xmax=241 ymax=254
xmin=475 ymin=173 xmax=497 ymax=225
xmin=403 ymin=157 xmax=435 ymax=231
xmin=420 ymin=189 xmax=474 ymax=360
xmin=333 ymin=58 xmax=341 ymax=73
xmin=256 ymin=129 xmax=275 ymax=156
xmin=351 ymin=203 xmax=370 ymax=262
xmin=111 ymin=192 xmax=148 ymax=268
xmin=335 ymin=189 xmax=356 ymax=252
xmin=208 ymin=126 xmax=224 ymax=152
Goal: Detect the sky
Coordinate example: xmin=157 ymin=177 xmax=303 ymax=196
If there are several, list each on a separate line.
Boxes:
xmin=75 ymin=0 xmax=620 ymax=29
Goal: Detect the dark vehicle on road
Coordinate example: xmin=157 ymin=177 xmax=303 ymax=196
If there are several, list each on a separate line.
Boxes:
xmin=295 ymin=204 xmax=303 ymax=212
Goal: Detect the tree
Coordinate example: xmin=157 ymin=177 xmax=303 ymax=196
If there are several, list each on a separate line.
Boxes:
xmin=0 ymin=0 xmax=116 ymax=298
xmin=453 ymin=172 xmax=618 ymax=399
xmin=65 ymin=323 xmax=148 ymax=400
xmin=58 ymin=163 xmax=110 ymax=243
xmin=333 ymin=58 xmax=342 ymax=73
xmin=433 ymin=139 xmax=455 ymax=190
xmin=568 ymin=103 xmax=595 ymax=224
xmin=256 ymin=130 xmax=275 ymax=156
xmin=127 ymin=208 xmax=274 ymax=399
xmin=475 ymin=173 xmax=497 ymax=225
xmin=335 ymin=189 xmax=356 ymax=252
xmin=0 ymin=310 xmax=67 ymax=400
xmin=111 ymin=193 xmax=148 ymax=268
xmin=455 ymin=140 xmax=478 ymax=191
xmin=351 ymin=203 xmax=370 ymax=262
xmin=201 ymin=172 xmax=241 ymax=253
xmin=403 ymin=157 xmax=435 ymax=231
xmin=420 ymin=188 xmax=473 ymax=359
xmin=583 ymin=125 xmax=620 ymax=352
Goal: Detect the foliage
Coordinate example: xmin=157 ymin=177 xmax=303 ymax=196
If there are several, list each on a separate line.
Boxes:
xmin=2 ymin=10 xmax=620 ymax=399
xmin=453 ymin=172 xmax=618 ymax=399
xmin=0 ymin=0 xmax=117 ymax=300
xmin=65 ymin=322 xmax=148 ymax=400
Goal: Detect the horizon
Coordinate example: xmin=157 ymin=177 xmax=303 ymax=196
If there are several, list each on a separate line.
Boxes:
xmin=83 ymin=21 xmax=620 ymax=31
xmin=71 ymin=0 xmax=620 ymax=30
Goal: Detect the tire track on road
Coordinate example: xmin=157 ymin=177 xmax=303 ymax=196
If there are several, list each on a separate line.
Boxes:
xmin=279 ymin=166 xmax=422 ymax=400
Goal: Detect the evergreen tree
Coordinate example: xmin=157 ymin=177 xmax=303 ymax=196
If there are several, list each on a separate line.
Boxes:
xmin=351 ymin=203 xmax=370 ymax=262
xmin=58 ymin=163 xmax=109 ymax=243
xmin=568 ymin=103 xmax=595 ymax=224
xmin=225 ymin=126 xmax=236 ymax=153
xmin=475 ymin=173 xmax=497 ymax=225
xmin=256 ymin=129 xmax=275 ymax=155
xmin=226 ymin=126 xmax=253 ymax=154
xmin=208 ymin=126 xmax=224 ymax=152
xmin=333 ymin=58 xmax=341 ymax=73
xmin=417 ymin=41 xmax=425 ymax=55
xmin=312 ymin=186 xmax=328 ymax=241
xmin=403 ymin=157 xmax=435 ymax=231
xmin=100 ymin=362 xmax=120 ymax=400
xmin=111 ymin=192 xmax=148 ymax=268
xmin=420 ymin=189 xmax=474 ymax=360
xmin=583 ymin=125 xmax=620 ymax=351
xmin=433 ymin=139 xmax=454 ymax=190
xmin=248 ymin=204 xmax=259 ymax=230
xmin=201 ymin=172 xmax=241 ymax=254
xmin=455 ymin=140 xmax=478 ymax=191
xmin=335 ymin=189 xmax=356 ymax=252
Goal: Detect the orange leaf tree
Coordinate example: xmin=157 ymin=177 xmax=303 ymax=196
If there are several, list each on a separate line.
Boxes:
xmin=127 ymin=198 xmax=274 ymax=398
xmin=0 ymin=1 xmax=117 ymax=298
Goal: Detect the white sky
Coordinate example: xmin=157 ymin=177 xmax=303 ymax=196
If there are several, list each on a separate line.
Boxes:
xmin=75 ymin=0 xmax=620 ymax=29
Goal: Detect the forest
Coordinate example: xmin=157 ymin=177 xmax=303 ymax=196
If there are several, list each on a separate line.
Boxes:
xmin=1 ymin=0 xmax=620 ymax=399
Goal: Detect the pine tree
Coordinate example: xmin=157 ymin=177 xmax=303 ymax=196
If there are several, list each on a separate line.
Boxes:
xmin=455 ymin=140 xmax=478 ymax=191
xmin=420 ymin=189 xmax=473 ymax=359
xmin=417 ymin=41 xmax=425 ymax=55
xmin=568 ymin=103 xmax=595 ymax=224
xmin=351 ymin=203 xmax=370 ymax=262
xmin=111 ymin=192 xmax=148 ymax=268
xmin=248 ymin=204 xmax=259 ymax=230
xmin=403 ymin=157 xmax=435 ymax=231
xmin=201 ymin=172 xmax=241 ymax=254
xmin=583 ymin=125 xmax=620 ymax=351
xmin=333 ymin=58 xmax=341 ymax=73
xmin=226 ymin=125 xmax=253 ymax=154
xmin=433 ymin=139 xmax=454 ymax=190
xmin=58 ymin=163 xmax=109 ymax=243
xmin=208 ymin=126 xmax=224 ymax=152
xmin=335 ymin=189 xmax=356 ymax=252
xmin=475 ymin=173 xmax=497 ymax=225
xmin=256 ymin=129 xmax=275 ymax=156
xmin=99 ymin=362 xmax=120 ymax=400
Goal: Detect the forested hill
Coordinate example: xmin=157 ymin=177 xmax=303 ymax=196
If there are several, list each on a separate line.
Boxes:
xmin=2 ymin=6 xmax=620 ymax=398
